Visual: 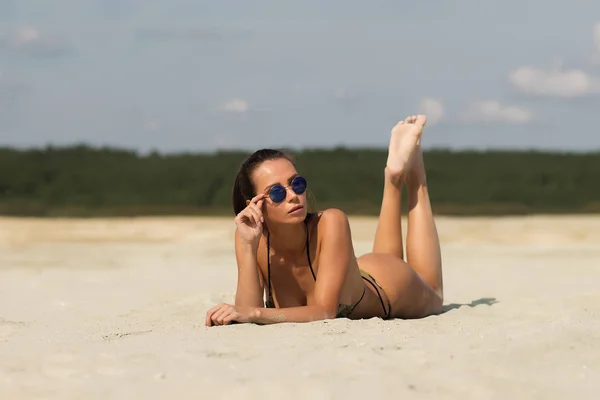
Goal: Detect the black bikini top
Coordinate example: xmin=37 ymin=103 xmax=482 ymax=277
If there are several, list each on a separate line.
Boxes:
xmin=264 ymin=215 xmax=314 ymax=308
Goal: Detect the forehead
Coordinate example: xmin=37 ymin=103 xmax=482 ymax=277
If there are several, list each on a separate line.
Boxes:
xmin=252 ymin=158 xmax=298 ymax=190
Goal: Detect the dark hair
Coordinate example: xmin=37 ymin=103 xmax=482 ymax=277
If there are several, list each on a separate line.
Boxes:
xmin=232 ymin=148 xmax=294 ymax=215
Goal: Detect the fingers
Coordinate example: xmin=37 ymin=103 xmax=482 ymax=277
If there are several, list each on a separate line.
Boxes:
xmin=206 ymin=303 xmax=226 ymax=326
xmin=205 ymin=304 xmax=222 ymax=326
xmin=211 ymin=307 xmax=230 ymax=326
xmin=236 ymin=194 xmax=265 ymax=224
xmin=217 ymin=309 xmax=236 ymax=325
xmin=243 ymin=207 xmax=262 ymax=226
xmin=248 ymin=203 xmax=264 ymax=223
xmin=206 ymin=304 xmax=236 ymax=327
xmin=249 ymin=193 xmax=266 ymax=205
xmin=236 ymin=206 xmax=261 ymax=225
xmin=252 ymin=196 xmax=265 ymax=220
xmin=223 ymin=311 xmax=239 ymax=324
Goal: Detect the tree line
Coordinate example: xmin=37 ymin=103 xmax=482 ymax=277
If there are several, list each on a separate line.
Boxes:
xmin=0 ymin=145 xmax=598 ymax=217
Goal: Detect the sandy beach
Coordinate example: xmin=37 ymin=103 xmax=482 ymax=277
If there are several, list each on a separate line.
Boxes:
xmin=1 ymin=215 xmax=599 ymax=399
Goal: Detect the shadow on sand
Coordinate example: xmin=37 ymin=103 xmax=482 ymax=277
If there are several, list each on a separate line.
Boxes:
xmin=442 ymin=297 xmax=498 ymax=313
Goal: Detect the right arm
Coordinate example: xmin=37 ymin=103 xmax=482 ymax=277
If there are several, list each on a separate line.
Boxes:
xmin=233 ymin=228 xmax=265 ymax=308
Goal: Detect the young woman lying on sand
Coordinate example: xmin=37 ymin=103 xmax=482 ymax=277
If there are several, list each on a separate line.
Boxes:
xmin=205 ymin=115 xmax=443 ymax=326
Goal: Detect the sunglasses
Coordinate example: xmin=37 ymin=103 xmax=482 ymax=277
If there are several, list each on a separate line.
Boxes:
xmin=267 ymin=176 xmax=308 ymax=203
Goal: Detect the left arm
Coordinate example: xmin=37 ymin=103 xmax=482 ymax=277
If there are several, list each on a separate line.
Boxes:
xmin=253 ymin=209 xmax=355 ymax=324
xmin=205 ymin=209 xmax=355 ymax=326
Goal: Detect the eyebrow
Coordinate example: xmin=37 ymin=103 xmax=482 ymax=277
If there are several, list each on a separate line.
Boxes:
xmin=264 ymin=173 xmax=299 ymax=192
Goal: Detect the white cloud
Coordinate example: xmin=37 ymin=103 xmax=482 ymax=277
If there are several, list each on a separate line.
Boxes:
xmin=418 ymin=98 xmax=444 ymax=125
xmin=143 ymin=120 xmax=161 ymax=132
xmin=0 ymin=26 xmax=73 ymax=58
xmin=462 ymin=100 xmax=533 ymax=124
xmin=334 ymin=88 xmax=355 ymax=101
xmin=13 ymin=26 xmax=40 ymax=46
xmin=509 ymin=65 xmax=600 ymax=97
xmin=220 ymin=98 xmax=249 ymax=113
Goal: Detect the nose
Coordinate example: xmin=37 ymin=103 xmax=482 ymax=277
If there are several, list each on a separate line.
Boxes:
xmin=286 ymin=186 xmax=299 ymax=201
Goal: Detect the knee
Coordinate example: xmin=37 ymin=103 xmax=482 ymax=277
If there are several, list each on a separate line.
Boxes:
xmin=428 ymin=290 xmax=444 ymax=315
xmin=432 ymin=294 xmax=443 ymax=315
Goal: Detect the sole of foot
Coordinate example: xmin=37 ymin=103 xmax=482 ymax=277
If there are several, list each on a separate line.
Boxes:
xmin=385 ymin=114 xmax=427 ymax=184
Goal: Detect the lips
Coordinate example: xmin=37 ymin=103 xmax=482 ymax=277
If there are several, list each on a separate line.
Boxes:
xmin=289 ymin=205 xmax=304 ymax=213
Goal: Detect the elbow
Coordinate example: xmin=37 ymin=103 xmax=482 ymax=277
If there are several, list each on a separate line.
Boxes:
xmin=318 ymin=304 xmax=338 ymax=321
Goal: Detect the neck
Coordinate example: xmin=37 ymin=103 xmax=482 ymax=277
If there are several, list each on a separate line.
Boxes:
xmin=267 ymin=220 xmax=307 ymax=255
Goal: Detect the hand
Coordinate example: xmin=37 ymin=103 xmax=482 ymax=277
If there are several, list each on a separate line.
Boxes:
xmin=235 ymin=194 xmax=266 ymax=247
xmin=205 ymin=303 xmax=258 ymax=326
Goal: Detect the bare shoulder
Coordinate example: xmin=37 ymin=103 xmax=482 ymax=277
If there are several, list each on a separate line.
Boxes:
xmin=312 ymin=208 xmax=351 ymax=236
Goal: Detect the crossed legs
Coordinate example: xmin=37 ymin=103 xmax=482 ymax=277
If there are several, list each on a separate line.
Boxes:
xmin=372 ymin=115 xmax=443 ymax=300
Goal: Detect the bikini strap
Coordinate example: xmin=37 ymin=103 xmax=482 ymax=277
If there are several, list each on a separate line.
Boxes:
xmin=305 ymin=218 xmax=316 ymax=281
xmin=265 ymin=232 xmax=275 ymax=308
xmin=265 ymin=215 xmax=315 ymax=308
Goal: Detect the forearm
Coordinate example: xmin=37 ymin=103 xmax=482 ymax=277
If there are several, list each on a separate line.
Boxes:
xmin=234 ymin=243 xmax=264 ymax=308
xmin=250 ymin=304 xmax=335 ymax=325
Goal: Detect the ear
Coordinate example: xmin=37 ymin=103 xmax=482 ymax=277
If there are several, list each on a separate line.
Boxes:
xmin=246 ymin=199 xmax=251 ymax=206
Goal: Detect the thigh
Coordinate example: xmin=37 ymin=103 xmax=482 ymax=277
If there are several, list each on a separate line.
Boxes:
xmin=357 ymin=253 xmax=442 ymax=319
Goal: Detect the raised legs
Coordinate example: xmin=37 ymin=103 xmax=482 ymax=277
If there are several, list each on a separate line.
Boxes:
xmin=372 ymin=115 xmax=443 ymax=299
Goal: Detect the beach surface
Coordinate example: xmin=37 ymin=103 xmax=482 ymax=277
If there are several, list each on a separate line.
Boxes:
xmin=1 ymin=215 xmax=599 ymax=399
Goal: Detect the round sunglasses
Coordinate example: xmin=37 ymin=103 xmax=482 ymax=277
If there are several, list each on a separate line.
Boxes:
xmin=267 ymin=176 xmax=308 ymax=203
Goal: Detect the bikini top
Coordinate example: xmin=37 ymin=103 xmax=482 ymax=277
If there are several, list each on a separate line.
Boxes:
xmin=263 ymin=214 xmax=365 ymax=318
xmin=264 ymin=215 xmax=314 ymax=308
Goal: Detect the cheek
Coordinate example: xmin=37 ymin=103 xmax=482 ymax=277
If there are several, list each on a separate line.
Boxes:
xmin=264 ymin=202 xmax=285 ymax=219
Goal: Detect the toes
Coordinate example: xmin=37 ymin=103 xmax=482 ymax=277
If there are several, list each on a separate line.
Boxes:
xmin=415 ymin=114 xmax=427 ymax=127
xmin=392 ymin=120 xmax=404 ymax=133
xmin=401 ymin=114 xmax=427 ymax=126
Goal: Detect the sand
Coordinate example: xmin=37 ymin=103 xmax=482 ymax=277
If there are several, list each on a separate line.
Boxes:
xmin=1 ymin=215 xmax=599 ymax=399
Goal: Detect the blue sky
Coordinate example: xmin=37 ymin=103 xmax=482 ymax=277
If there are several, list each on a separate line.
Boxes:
xmin=1 ymin=0 xmax=599 ymax=153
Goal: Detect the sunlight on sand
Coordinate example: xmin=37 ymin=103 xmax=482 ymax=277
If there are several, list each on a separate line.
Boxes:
xmin=1 ymin=216 xmax=599 ymax=399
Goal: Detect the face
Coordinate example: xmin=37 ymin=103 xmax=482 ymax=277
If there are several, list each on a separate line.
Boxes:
xmin=251 ymin=158 xmax=308 ymax=224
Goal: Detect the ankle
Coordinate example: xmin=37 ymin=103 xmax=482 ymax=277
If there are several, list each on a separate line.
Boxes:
xmin=384 ymin=167 xmax=406 ymax=188
xmin=406 ymin=167 xmax=427 ymax=189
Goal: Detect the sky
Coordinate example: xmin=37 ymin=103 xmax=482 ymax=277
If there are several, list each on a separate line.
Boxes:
xmin=1 ymin=0 xmax=599 ymax=153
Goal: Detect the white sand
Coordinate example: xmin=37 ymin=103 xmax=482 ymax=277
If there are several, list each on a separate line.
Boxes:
xmin=1 ymin=215 xmax=599 ymax=399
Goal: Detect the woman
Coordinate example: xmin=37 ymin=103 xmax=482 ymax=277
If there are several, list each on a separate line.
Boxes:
xmin=205 ymin=114 xmax=443 ymax=326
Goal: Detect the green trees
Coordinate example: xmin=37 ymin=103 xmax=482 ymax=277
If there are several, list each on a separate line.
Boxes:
xmin=0 ymin=146 xmax=598 ymax=216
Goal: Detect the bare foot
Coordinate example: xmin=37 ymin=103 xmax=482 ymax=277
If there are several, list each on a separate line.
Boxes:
xmin=385 ymin=114 xmax=427 ymax=184
xmin=406 ymin=145 xmax=427 ymax=187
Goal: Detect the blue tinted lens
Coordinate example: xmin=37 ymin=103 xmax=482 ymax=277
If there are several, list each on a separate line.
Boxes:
xmin=291 ymin=176 xmax=307 ymax=194
xmin=269 ymin=185 xmax=286 ymax=202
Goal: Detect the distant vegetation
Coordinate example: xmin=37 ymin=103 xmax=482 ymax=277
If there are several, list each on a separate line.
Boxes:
xmin=1 ymin=145 xmax=599 ymax=217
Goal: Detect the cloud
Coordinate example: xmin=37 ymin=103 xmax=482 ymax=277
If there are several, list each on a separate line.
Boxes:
xmin=462 ymin=100 xmax=533 ymax=124
xmin=333 ymin=88 xmax=355 ymax=102
xmin=509 ymin=65 xmax=600 ymax=97
xmin=332 ymin=88 xmax=361 ymax=112
xmin=143 ymin=120 xmax=161 ymax=132
xmin=418 ymin=98 xmax=444 ymax=125
xmin=0 ymin=26 xmax=73 ymax=58
xmin=220 ymin=99 xmax=249 ymax=113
